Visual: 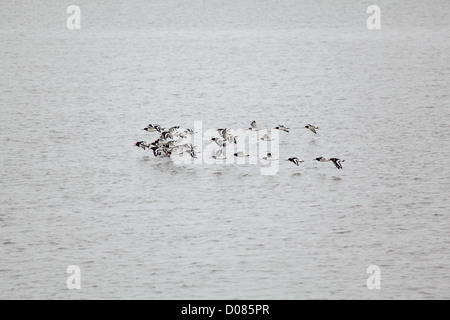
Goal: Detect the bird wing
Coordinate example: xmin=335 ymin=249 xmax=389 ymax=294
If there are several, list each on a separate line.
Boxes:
xmin=330 ymin=158 xmax=342 ymax=169
xmin=221 ymin=129 xmax=228 ymax=139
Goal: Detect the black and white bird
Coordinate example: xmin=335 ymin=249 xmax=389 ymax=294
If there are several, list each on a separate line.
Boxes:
xmin=149 ymin=146 xmax=163 ymax=157
xmin=248 ymin=120 xmax=259 ymax=131
xmin=227 ymin=135 xmax=238 ymax=144
xmin=329 ymin=158 xmax=344 ymax=169
xmin=149 ymin=138 xmax=164 ymax=148
xmin=262 ymin=153 xmax=277 ymax=161
xmin=234 ymin=152 xmax=249 ymax=157
xmin=142 ymin=124 xmax=158 ymax=132
xmin=134 ymin=141 xmax=149 ymax=150
xmin=211 ymin=137 xmax=226 ymax=147
xmin=314 ymin=157 xmax=345 ymax=169
xmin=211 ymin=149 xmax=226 ymax=160
xmin=260 ymin=134 xmax=273 ymax=141
xmin=146 ymin=124 xmax=164 ymax=133
xmin=161 ymin=131 xmax=174 ymax=140
xmin=274 ymin=125 xmax=289 ymax=133
xmin=189 ymin=149 xmax=198 ymax=159
xmin=217 ymin=128 xmax=236 ymax=143
xmin=217 ymin=128 xmax=228 ymax=138
xmin=286 ymin=157 xmax=303 ymax=166
xmin=305 ymin=124 xmax=319 ymax=134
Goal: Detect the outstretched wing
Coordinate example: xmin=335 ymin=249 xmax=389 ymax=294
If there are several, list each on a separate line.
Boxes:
xmin=330 ymin=158 xmax=342 ymax=169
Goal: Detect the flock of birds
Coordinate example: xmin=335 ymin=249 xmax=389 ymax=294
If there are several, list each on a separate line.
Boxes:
xmin=134 ymin=121 xmax=345 ymax=170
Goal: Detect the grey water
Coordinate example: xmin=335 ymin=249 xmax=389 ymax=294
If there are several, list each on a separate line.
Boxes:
xmin=1 ymin=0 xmax=449 ymax=299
